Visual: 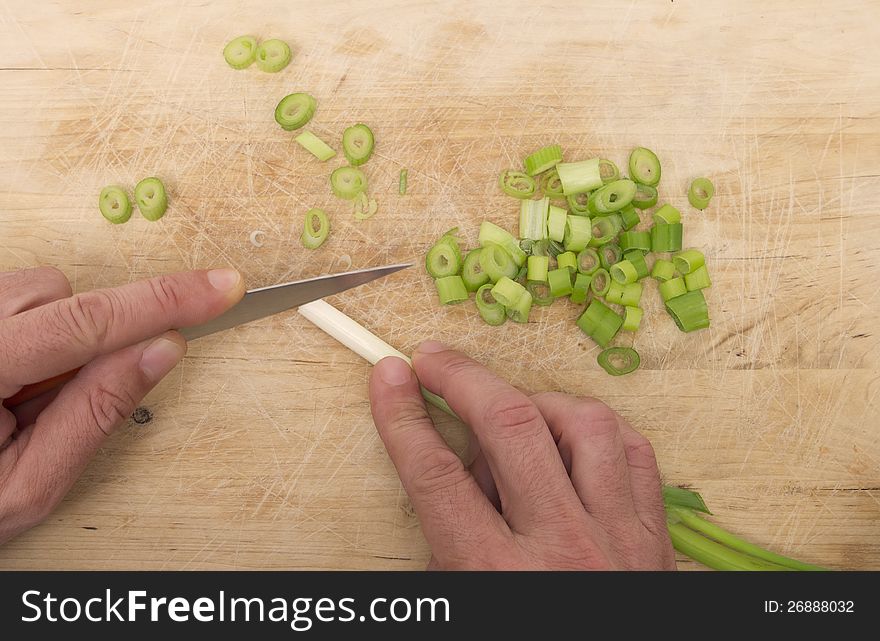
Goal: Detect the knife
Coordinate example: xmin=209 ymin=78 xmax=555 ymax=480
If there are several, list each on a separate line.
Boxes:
xmin=3 ymin=263 xmax=411 ymax=409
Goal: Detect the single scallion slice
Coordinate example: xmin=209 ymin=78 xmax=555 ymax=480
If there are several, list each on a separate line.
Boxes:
xmin=541 ymin=169 xmax=565 ymax=198
xmin=435 ymin=275 xmax=468 ymax=305
xmin=684 ymin=265 xmax=711 ymax=291
xmin=619 ymin=230 xmax=652 ymax=253
xmin=527 ymin=280 xmax=554 ymax=306
xmin=590 ymin=268 xmax=611 ymax=297
xmin=623 ymin=250 xmax=649 ymax=280
xmin=223 ymin=36 xmax=258 ymax=70
xmin=330 ymin=166 xmax=367 ymax=200
xmin=659 ymin=277 xmax=687 ymax=302
xmin=622 ymin=306 xmax=643 ymax=332
xmin=688 ymin=177 xmax=715 ymax=210
xmin=399 ymin=168 xmax=408 ymax=195
xmin=300 ymin=208 xmax=330 ymax=249
xmin=651 ymin=258 xmax=676 ymax=281
xmin=673 ymin=249 xmax=706 ymax=275
xmin=588 ymin=179 xmax=637 ymax=215
xmin=479 ymin=242 xmax=518 ymax=283
xmin=514 ymin=264 xmax=528 ymax=286
xmin=556 ymin=251 xmax=577 ymax=273
xmin=597 ymin=346 xmax=640 ymax=375
xmin=547 ymin=267 xmax=573 ymax=297
xmin=99 ymin=185 xmax=132 ymax=224
xmin=255 ymin=39 xmax=291 ymax=73
xmin=598 ymin=158 xmax=620 ymax=184
xmin=610 ymin=260 xmax=638 ymax=285
xmin=570 ymin=272 xmax=592 ymax=304
xmin=275 ymin=93 xmax=316 ymax=131
xmin=133 ymin=177 xmax=168 ymax=222
xmin=499 ymin=170 xmax=537 ymax=199
xmin=577 ymin=299 xmax=623 ymax=347
xmin=632 ymin=183 xmax=658 ymax=209
xmin=588 ymin=216 xmax=618 ymax=247
xmin=425 ymin=232 xmax=462 ymax=278
xmin=519 ymin=238 xmax=537 ymax=255
xmin=524 ymin=144 xmax=563 ymax=176
xmin=653 ymin=203 xmax=681 ymax=224
xmin=353 ymin=195 xmax=379 ymax=221
xmin=506 ymin=290 xmax=533 ymax=323
xmin=294 ymin=130 xmax=336 ymax=161
xmin=566 ymin=191 xmax=591 ymax=215
xmin=547 ymin=240 xmax=565 ymax=257
xmin=665 ymin=290 xmax=710 ymax=332
xmin=577 ymin=248 xmax=601 ymax=275
xmin=475 ymin=284 xmax=506 ymax=326
xmin=618 ymin=204 xmax=640 ymax=230
xmin=527 ymin=255 xmax=549 ymax=282
xmin=491 ymin=276 xmax=526 ymax=307
xmin=599 ymin=244 xmax=622 ymax=269
xmin=519 ymin=197 xmax=549 ymax=240
xmin=607 ymin=281 xmax=643 ymax=307
xmin=342 ymin=124 xmax=374 ymax=166
xmin=563 ymin=215 xmax=592 ymax=252
xmin=547 ymin=205 xmax=568 ymax=242
xmin=628 ymin=147 xmax=661 ymax=186
xmin=557 ymin=159 xmax=603 ymax=195
xmin=479 ymin=221 xmax=526 ymax=267
xmin=461 ymin=249 xmax=489 ymax=291
xmin=651 ymin=222 xmax=683 ymax=252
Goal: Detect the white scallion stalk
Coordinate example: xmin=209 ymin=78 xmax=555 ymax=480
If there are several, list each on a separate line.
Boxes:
xmin=298 ymin=300 xmax=457 ymax=418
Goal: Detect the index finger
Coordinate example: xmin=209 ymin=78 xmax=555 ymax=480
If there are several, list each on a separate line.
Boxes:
xmin=0 ymin=269 xmax=244 ymax=390
xmin=412 ymin=341 xmax=584 ymax=533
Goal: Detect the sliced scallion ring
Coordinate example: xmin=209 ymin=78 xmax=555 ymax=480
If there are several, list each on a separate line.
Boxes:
xmin=98 ymin=186 xmax=132 ymax=224
xmin=301 ymin=208 xmax=330 ymax=249
xmin=688 ymin=177 xmax=715 ymax=209
xmin=541 ymin=168 xmax=565 ymax=198
xmin=526 ymin=280 xmax=554 ymax=306
xmin=588 ymin=179 xmax=637 ymax=215
xmin=342 ymin=123 xmax=375 ymax=166
xmin=566 ymin=191 xmax=590 ymax=215
xmin=628 ymin=147 xmax=661 ymax=186
xmin=499 ymin=170 xmax=537 ymax=199
xmin=255 ymin=39 xmax=291 ymax=73
xmin=598 ymin=158 xmax=620 ymax=184
xmin=223 ymin=36 xmax=258 ymax=70
xmin=622 ymin=306 xmax=643 ymax=331
xmin=461 ymin=249 xmax=489 ymax=291
xmin=435 ymin=275 xmax=468 ymax=305
xmin=475 ymin=284 xmax=506 ymax=326
xmin=597 ymin=347 xmax=640 ymax=376
xmin=523 ymin=144 xmax=563 ymax=176
xmin=275 ymin=93 xmax=316 ymax=131
xmin=425 ymin=233 xmax=462 ymax=278
xmin=295 ymin=130 xmax=336 ymax=161
xmin=479 ymin=242 xmax=518 ymax=283
xmin=632 ymin=183 xmax=658 ymax=209
xmin=134 ymin=177 xmax=168 ymax=221
xmin=330 ymin=166 xmax=367 ymax=200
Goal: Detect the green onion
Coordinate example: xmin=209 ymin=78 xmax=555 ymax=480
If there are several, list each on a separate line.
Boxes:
xmin=622 ymin=306 xmax=643 ymax=332
xmin=659 ymin=277 xmax=687 ymax=302
xmin=300 ymin=208 xmax=330 ymax=249
xmin=547 ymin=240 xmax=565 ymax=257
xmin=133 ymin=177 xmax=168 ymax=222
xmin=665 ymin=290 xmax=710 ymax=332
xmin=667 ymin=523 xmax=785 ymax=571
xmin=598 ymin=158 xmax=620 ymax=184
xmin=607 ymin=281 xmax=642 ymax=307
xmin=519 ymin=238 xmax=537 ymax=255
xmin=475 ymin=284 xmax=506 ymax=326
xmin=588 ymin=216 xmax=618 ymax=247
xmin=556 ymin=251 xmax=577 ymax=273
xmin=651 ymin=222 xmax=683 ymax=252
xmin=673 ymin=249 xmax=705 ymax=275
xmin=275 ymin=93 xmax=317 ymax=131
xmin=490 ymin=276 xmax=526 ymax=307
xmin=623 ymin=250 xmax=649 ymax=279
xmin=684 ymin=265 xmax=711 ymax=291
xmin=628 ymin=147 xmax=661 ymax=186
xmin=98 ymin=185 xmax=132 ymax=224
xmin=577 ymin=299 xmax=623 ymax=347
xmin=255 ymin=39 xmax=291 ymax=73
xmin=619 ymin=230 xmax=651 ymax=253
xmin=526 ymin=280 xmax=554 ymax=306
xmin=618 ymin=204 xmax=640 ymax=230
xmin=597 ymin=346 xmax=640 ymax=375
xmin=541 ymin=169 xmax=565 ymax=198
xmin=598 ymin=243 xmax=622 ymax=269
xmin=546 ymin=205 xmax=568 ymax=241
xmin=563 ymin=215 xmax=592 ymax=252
xmin=653 ymin=203 xmax=681 ymax=224
xmin=556 ymin=159 xmax=603 ymax=195
xmin=342 ymin=124 xmax=375 ymax=166
xmin=479 ymin=242 xmax=518 ymax=282
xmin=519 ymin=197 xmax=549 ymax=240
xmin=223 ymin=35 xmax=258 ymax=69
xmin=566 ymin=191 xmax=591 ymax=215
xmin=610 ymin=260 xmax=638 ymax=285
xmin=651 ymin=258 xmax=676 ymax=281
xmin=479 ymin=221 xmax=527 ymax=267
xmin=547 ymin=267 xmax=573 ymax=297
xmin=330 ymin=166 xmax=367 ymax=200
xmin=425 ymin=232 xmax=462 ymax=278
xmin=527 ymin=255 xmax=549 ymax=282
xmin=461 ymin=249 xmax=489 ymax=291
xmin=688 ymin=177 xmax=715 ymax=210
xmin=506 ymin=290 xmax=533 ymax=323
xmin=294 ymin=130 xmax=336 ymax=161
xmin=499 ymin=170 xmax=537 ymax=199
xmin=524 ymin=144 xmax=563 ymax=176
xmin=399 ymin=168 xmax=408 ymax=195
xmin=588 ymin=179 xmax=637 ymax=215
xmin=632 ymin=183 xmax=658 ymax=209
xmin=577 ymin=248 xmax=601 ymax=275
xmin=662 ymin=486 xmax=711 ymax=513
xmin=570 ymin=273 xmax=592 ymax=304
xmin=590 ymin=268 xmax=610 ymax=297
xmin=352 ymin=192 xmax=378 ymax=220
xmin=435 ymin=275 xmax=468 ymax=305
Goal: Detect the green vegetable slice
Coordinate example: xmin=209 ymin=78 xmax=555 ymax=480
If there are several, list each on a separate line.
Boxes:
xmin=566 ymin=191 xmax=590 ymax=215
xmin=479 ymin=221 xmax=526 ymax=267
xmin=399 ymin=168 xmax=408 ymax=195
xmin=610 ymin=260 xmax=638 ymax=285
xmin=622 ymin=306 xmax=643 ymax=332
xmin=684 ymin=265 xmax=711 ymax=291
xmin=342 ymin=124 xmax=375 ymax=166
xmin=435 ymin=275 xmax=468 ymax=305
xmin=547 ymin=267 xmax=573 ymax=297
xmin=461 ymin=249 xmax=489 ymax=291
xmin=505 ymin=290 xmax=533 ymax=323
xmin=673 ymin=249 xmax=705 ymax=275
xmin=479 ymin=242 xmax=518 ymax=283
xmin=577 ymin=299 xmax=622 ymax=347
xmin=527 ymin=255 xmax=549 ymax=282
xmin=519 ymin=197 xmax=549 ymax=240
xmin=546 ymin=205 xmax=567 ymax=242
xmin=651 ymin=222 xmax=683 ymax=252
xmin=330 ymin=166 xmax=367 ymax=199
xmin=99 ymin=186 xmax=132 ymax=224
xmin=651 ymin=258 xmax=676 ymax=281
xmin=526 ymin=280 xmax=554 ymax=306
xmin=659 ymin=277 xmax=687 ymax=302
xmin=133 ymin=177 xmax=168 ymax=222
xmin=491 ymin=276 xmax=526 ymax=307
xmin=275 ymin=93 xmax=316 ymax=131
xmin=588 ymin=179 xmax=637 ymax=215
xmin=499 ymin=170 xmax=537 ymax=199
xmin=618 ymin=204 xmax=640 ymax=230
xmin=569 ymin=272 xmax=592 ymax=304
xmin=577 ymin=248 xmax=601 ymax=275
xmin=425 ymin=232 xmax=462 ymax=278
xmin=688 ymin=177 xmax=715 ymax=209
xmin=628 ymin=147 xmax=661 ymax=186
xmin=588 ymin=216 xmax=618 ymax=247
xmin=563 ymin=215 xmax=592 ymax=252
xmin=556 ymin=252 xmax=577 ymax=273
xmin=223 ymin=36 xmax=258 ymax=70
xmin=590 ymin=268 xmax=610 ymax=297
xmin=632 ymin=183 xmax=658 ymax=209
xmin=300 ymin=208 xmax=330 ymax=249
xmin=665 ymin=290 xmax=710 ymax=332
xmin=597 ymin=346 xmax=640 ymax=375
xmin=255 ymin=39 xmax=291 ymax=73
xmin=599 ymin=243 xmax=622 ymax=269
xmin=623 ymin=250 xmax=649 ymax=279
xmin=557 ymin=159 xmax=603 ymax=195
xmin=523 ymin=144 xmax=563 ymax=176
xmin=598 ymin=158 xmax=620 ymax=184
xmin=606 ymin=281 xmax=643 ymax=307
xmin=653 ymin=203 xmax=681 ymax=224
xmin=541 ymin=169 xmax=565 ymax=198
xmin=619 ymin=231 xmax=651 ymax=253
xmin=294 ymin=130 xmax=336 ymax=161
xmin=475 ymin=284 xmax=506 ymax=326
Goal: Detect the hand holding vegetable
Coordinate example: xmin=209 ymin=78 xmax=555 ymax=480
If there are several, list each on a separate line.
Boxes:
xmin=0 ymin=267 xmax=245 ymax=544
xmin=369 ymin=341 xmax=676 ymax=570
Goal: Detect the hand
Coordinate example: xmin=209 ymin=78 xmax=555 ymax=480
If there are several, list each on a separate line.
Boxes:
xmin=369 ymin=341 xmax=676 ymax=570
xmin=0 ymin=266 xmax=245 ymax=544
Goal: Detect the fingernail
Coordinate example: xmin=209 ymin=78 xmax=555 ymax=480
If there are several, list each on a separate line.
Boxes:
xmin=416 ymin=340 xmax=448 ymax=354
xmin=377 ymin=356 xmax=413 ymax=386
xmin=140 ymin=337 xmax=185 ymax=382
xmin=207 ymin=268 xmax=241 ymax=292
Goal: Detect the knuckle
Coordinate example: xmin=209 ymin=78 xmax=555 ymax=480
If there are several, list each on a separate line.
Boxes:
xmin=570 ymin=399 xmax=620 ymax=439
xmin=57 ymin=291 xmax=115 ymax=348
xmin=409 ymin=447 xmax=466 ymax=497
xmin=624 ymin=437 xmax=658 ymax=471
xmin=86 ymin=384 xmax=136 ymax=436
xmin=482 ymin=395 xmax=544 ymax=441
xmin=147 ymin=275 xmax=184 ymax=315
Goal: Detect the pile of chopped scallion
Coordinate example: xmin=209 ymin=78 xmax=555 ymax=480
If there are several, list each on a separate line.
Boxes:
xmin=425 ymin=144 xmax=716 ymax=376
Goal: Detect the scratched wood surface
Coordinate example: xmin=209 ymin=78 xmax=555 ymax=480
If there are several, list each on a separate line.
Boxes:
xmin=0 ymin=0 xmax=878 ymax=570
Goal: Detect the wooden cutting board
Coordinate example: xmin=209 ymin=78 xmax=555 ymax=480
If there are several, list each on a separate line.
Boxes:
xmin=0 ymin=0 xmax=877 ymax=569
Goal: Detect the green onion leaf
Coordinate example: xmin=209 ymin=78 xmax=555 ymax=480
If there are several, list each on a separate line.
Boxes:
xmin=653 ymin=203 xmax=681 ymax=224
xmin=599 ymin=243 xmax=622 ymax=269
xmin=618 ymin=204 xmax=640 ymax=230
xmin=479 ymin=221 xmax=526 ymax=267
xmin=526 ymin=280 xmax=554 ymax=306
xmin=479 ymin=242 xmax=518 ymax=283
xmin=673 ymin=249 xmax=706 ymax=275
xmin=566 ymin=191 xmax=591 ymax=215
xmin=619 ymin=230 xmax=651 ymax=253
xmin=425 ymin=232 xmax=462 ymax=278
xmin=541 ymin=169 xmax=565 ymax=198
xmin=651 ymin=258 xmax=676 ymax=282
xmin=577 ymin=299 xmax=623 ymax=347
xmin=556 ymin=251 xmax=577 ymax=273
xmin=491 ymin=276 xmax=526 ymax=307
xmin=547 ymin=267 xmax=574 ymax=297
xmin=590 ymin=268 xmax=611 ymax=297
xmin=651 ymin=222 xmax=683 ymax=253
xmin=598 ymin=158 xmax=620 ymax=184
xmin=622 ymin=306 xmax=643 ymax=332
xmin=563 ymin=215 xmax=592 ymax=252
xmin=505 ymin=290 xmax=533 ymax=323
xmin=547 ymin=205 xmax=568 ymax=242
xmin=623 ymin=250 xmax=649 ymax=280
xmin=399 ymin=168 xmax=408 ymax=195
